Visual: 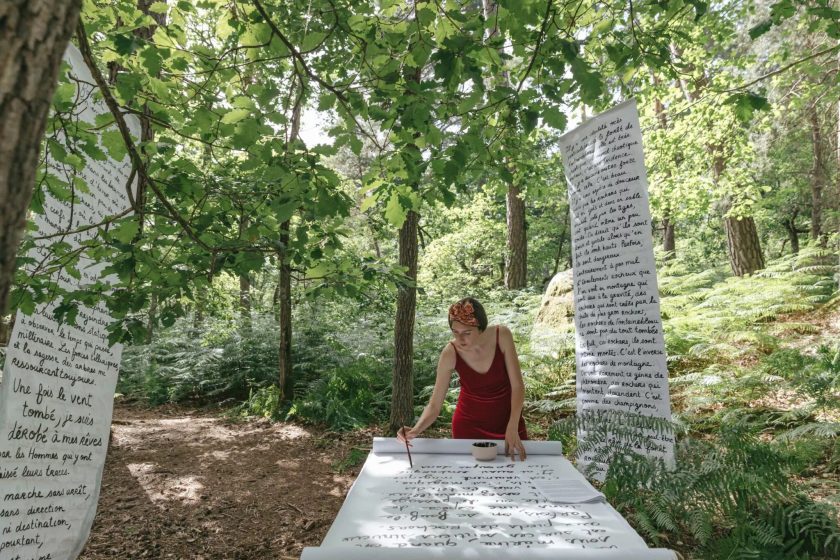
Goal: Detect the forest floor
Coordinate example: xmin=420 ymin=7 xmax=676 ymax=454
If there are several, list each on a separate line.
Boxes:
xmin=79 ymin=403 xmax=375 ymax=560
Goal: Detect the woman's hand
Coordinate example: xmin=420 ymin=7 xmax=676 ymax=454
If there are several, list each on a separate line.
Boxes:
xmin=397 ymin=426 xmax=418 ymax=446
xmin=505 ymin=426 xmax=527 ymax=461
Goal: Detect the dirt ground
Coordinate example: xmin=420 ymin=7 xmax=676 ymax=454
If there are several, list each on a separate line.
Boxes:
xmin=79 ymin=402 xmax=374 ymax=560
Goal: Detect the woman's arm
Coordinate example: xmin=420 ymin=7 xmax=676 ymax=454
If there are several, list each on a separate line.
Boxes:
xmin=397 ymin=343 xmax=456 ymax=443
xmin=499 ymin=325 xmax=527 ymax=460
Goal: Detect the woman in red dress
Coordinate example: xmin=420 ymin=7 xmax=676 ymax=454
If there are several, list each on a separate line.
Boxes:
xmin=397 ymin=298 xmax=528 ymax=461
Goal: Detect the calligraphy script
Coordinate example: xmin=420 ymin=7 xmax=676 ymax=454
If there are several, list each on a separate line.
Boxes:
xmin=0 ymin=44 xmax=137 ymax=560
xmin=323 ymin=455 xmax=647 ymax=551
xmin=558 ymin=101 xmax=674 ymax=476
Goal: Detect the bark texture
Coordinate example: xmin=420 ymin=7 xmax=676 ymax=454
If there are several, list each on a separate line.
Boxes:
xmin=662 ymin=217 xmax=676 ymax=256
xmin=505 ymin=181 xmax=528 ymax=289
xmin=277 ymin=224 xmax=293 ymax=401
xmin=724 ymin=216 xmax=765 ymax=276
xmin=808 ymin=105 xmax=826 ymax=242
xmin=239 ymin=274 xmax=251 ymax=322
xmin=389 ymin=210 xmax=419 ymax=434
xmin=278 ymin=93 xmax=302 ymax=402
xmin=0 ymin=0 xmax=83 ymax=314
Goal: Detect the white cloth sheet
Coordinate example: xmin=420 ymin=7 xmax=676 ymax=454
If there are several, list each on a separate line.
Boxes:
xmin=302 ymin=438 xmax=676 ymax=559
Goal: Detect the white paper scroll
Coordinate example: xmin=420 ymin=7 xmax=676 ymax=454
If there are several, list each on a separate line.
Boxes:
xmin=303 ymin=438 xmax=677 ymax=559
xmin=0 ymin=44 xmax=138 ymax=560
xmin=372 ymin=438 xmax=563 ymax=456
xmin=558 ymin=100 xmax=674 ymax=479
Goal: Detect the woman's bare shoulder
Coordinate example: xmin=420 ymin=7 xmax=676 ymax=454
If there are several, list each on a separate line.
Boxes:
xmin=439 ymin=341 xmax=457 ymax=364
xmin=495 ymin=325 xmax=515 ymax=347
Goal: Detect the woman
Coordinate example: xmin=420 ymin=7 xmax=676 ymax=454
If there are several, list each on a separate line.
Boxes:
xmin=397 ymin=298 xmax=528 ymax=461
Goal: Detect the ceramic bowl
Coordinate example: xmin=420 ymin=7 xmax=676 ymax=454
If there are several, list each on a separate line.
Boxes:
xmin=471 ymin=441 xmax=498 ymax=461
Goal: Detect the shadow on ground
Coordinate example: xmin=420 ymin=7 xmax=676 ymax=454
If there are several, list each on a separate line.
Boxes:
xmin=79 ymin=402 xmax=371 ymax=560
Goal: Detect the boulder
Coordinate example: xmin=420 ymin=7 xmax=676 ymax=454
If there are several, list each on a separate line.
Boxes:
xmin=530 ymin=269 xmax=576 ymax=356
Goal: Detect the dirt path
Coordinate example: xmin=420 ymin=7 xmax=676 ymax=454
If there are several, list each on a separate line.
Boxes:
xmin=79 ymin=403 xmax=371 ymax=559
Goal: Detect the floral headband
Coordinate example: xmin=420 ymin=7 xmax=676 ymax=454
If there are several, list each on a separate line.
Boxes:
xmin=449 ymin=301 xmax=479 ymax=327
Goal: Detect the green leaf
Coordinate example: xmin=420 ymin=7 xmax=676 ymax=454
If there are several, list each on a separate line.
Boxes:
xmin=306 ymin=261 xmax=330 ymax=279
xmin=384 ymin=191 xmax=407 ymax=227
xmin=15 ymin=290 xmax=36 ymax=315
xmin=53 ymin=82 xmax=76 ymax=108
xmin=301 ymin=31 xmax=327 ymax=52
xmin=349 ymin=135 xmax=363 ymax=155
xmin=140 ymin=47 xmax=162 ymax=76
xmin=221 ymin=108 xmax=251 ymax=124
xmin=318 ymin=93 xmax=336 ymax=111
xmin=113 ymin=34 xmax=141 ymax=56
xmin=111 ymin=220 xmax=140 ymax=243
xmin=101 ymin=129 xmax=128 ymax=162
xmin=232 ymin=96 xmax=257 ymax=110
xmin=522 ymin=108 xmax=539 ymax=132
xmin=770 ymin=0 xmax=795 ymax=22
xmin=726 ymin=92 xmax=770 ymax=123
xmin=541 ymin=107 xmax=566 ymax=130
xmin=749 ymin=19 xmax=773 ymax=39
xmin=148 ymin=2 xmax=168 ymax=14
xmin=410 ymin=42 xmax=433 ymax=67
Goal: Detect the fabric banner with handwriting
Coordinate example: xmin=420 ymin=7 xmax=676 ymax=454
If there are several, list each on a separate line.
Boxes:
xmin=302 ymin=438 xmax=677 ymax=559
xmin=0 ymin=43 xmax=138 ymax=560
xmin=558 ymin=99 xmax=674 ymax=479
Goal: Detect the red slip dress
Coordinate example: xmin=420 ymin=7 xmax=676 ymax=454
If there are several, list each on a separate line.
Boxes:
xmin=451 ymin=326 xmax=528 ymax=440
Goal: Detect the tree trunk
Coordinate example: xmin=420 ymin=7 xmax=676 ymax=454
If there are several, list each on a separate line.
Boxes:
xmin=389 ymin=210 xmax=420 ymax=434
xmin=277 ymin=89 xmax=302 ymax=401
xmin=239 ymin=273 xmax=251 ymax=323
xmin=483 ymin=0 xmax=527 ymax=289
xmin=0 ymin=1 xmax=83 ymax=315
xmin=782 ymin=211 xmax=800 ymax=255
xmin=277 ymin=225 xmax=293 ymax=401
xmin=662 ymin=217 xmax=676 ymax=256
xmin=808 ymin=105 xmax=826 ymax=243
xmin=505 ymin=180 xmax=527 ymax=289
xmin=146 ymin=292 xmax=157 ymax=343
xmin=551 ymin=210 xmax=569 ymax=277
xmin=0 ymin=313 xmax=15 ymax=346
xmin=724 ymin=216 xmax=765 ymax=276
xmin=652 ymin=91 xmax=675 ymax=260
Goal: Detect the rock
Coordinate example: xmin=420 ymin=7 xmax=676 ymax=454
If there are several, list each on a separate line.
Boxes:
xmin=531 ymin=269 xmax=576 ymax=356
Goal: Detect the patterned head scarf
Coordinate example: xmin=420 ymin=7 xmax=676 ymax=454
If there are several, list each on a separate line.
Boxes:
xmin=448 ymin=301 xmax=479 ymax=327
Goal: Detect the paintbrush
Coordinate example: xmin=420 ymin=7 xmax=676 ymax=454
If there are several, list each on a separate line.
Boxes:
xmin=403 ymin=426 xmax=413 ymax=468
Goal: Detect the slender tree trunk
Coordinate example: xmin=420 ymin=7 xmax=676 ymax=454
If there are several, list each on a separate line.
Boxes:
xmin=652 ymin=91 xmax=676 ymax=259
xmin=146 ymin=292 xmax=157 ymax=343
xmin=505 ymin=180 xmax=527 ymax=288
xmin=808 ymin=105 xmax=826 ymax=243
xmin=662 ymin=217 xmax=676 ymax=256
xmin=0 ymin=1 xmax=83 ymax=315
xmin=552 ymin=210 xmax=569 ymax=277
xmin=277 ymin=86 xmax=302 ymax=401
xmin=782 ymin=218 xmax=800 ymax=255
xmin=483 ymin=0 xmax=527 ymax=289
xmin=388 ymin=50 xmax=423 ymax=434
xmin=239 ymin=273 xmax=251 ymax=322
xmin=277 ymin=227 xmax=293 ymax=401
xmin=389 ymin=210 xmax=419 ymax=434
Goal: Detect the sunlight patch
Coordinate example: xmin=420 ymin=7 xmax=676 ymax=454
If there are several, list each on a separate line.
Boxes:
xmin=127 ymin=462 xmax=205 ymax=506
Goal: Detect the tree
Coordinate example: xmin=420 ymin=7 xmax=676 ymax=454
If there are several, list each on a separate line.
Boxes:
xmin=0 ymin=1 xmax=82 ymax=315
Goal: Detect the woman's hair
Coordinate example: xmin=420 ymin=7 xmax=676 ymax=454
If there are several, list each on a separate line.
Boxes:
xmin=448 ymin=297 xmax=488 ymax=332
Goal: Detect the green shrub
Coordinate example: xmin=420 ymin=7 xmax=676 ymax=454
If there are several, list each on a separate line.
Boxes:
xmin=288 ymin=359 xmax=391 ymax=430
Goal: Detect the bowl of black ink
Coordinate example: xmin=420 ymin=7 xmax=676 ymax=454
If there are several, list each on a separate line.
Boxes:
xmin=471 ymin=441 xmax=498 ymax=461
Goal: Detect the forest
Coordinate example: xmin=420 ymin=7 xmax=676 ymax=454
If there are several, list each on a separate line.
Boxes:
xmin=1 ymin=0 xmax=839 ymax=558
